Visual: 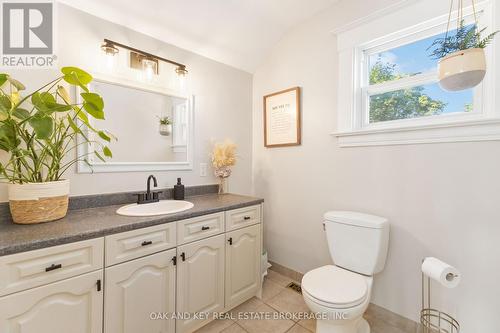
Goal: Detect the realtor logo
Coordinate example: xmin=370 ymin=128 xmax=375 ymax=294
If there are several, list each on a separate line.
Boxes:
xmin=1 ymin=1 xmax=56 ymax=67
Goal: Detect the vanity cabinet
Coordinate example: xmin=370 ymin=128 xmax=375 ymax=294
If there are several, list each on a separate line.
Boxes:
xmin=0 ymin=203 xmax=262 ymax=333
xmin=104 ymin=248 xmax=177 ymax=333
xmin=176 ymin=234 xmax=225 ymax=333
xmin=225 ymin=224 xmax=261 ymax=309
xmin=0 ymin=270 xmax=104 ymax=333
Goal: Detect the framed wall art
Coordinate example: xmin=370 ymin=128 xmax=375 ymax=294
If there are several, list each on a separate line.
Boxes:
xmin=263 ymin=87 xmax=301 ymax=147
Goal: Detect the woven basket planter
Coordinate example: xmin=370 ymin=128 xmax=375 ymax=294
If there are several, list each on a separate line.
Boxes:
xmin=8 ymin=180 xmax=70 ymax=224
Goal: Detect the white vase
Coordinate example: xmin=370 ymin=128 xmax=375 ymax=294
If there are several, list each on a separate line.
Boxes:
xmin=8 ymin=179 xmax=70 ymax=224
xmin=438 ymin=48 xmax=486 ymax=92
xmin=159 ymin=124 xmax=172 ymax=136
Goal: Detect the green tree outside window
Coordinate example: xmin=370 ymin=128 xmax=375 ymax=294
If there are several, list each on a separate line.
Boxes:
xmin=369 ymin=59 xmax=447 ymax=123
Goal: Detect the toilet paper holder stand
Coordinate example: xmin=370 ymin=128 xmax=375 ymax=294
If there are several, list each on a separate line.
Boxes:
xmin=420 ymin=272 xmax=460 ymax=333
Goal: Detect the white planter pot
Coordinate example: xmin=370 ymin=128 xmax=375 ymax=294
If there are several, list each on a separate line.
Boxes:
xmin=8 ymin=179 xmax=70 ymax=224
xmin=438 ymin=48 xmax=486 ymax=92
xmin=159 ymin=124 xmax=172 ymax=136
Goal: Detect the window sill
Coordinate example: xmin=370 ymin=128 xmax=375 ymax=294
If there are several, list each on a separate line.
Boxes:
xmin=333 ymin=119 xmax=500 ymax=147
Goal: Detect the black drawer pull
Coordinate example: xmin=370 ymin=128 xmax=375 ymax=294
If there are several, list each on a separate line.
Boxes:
xmin=243 ymin=216 xmax=251 ymax=220
xmin=201 ymin=226 xmax=210 ymax=231
xmin=45 ymin=264 xmax=62 ymax=272
xmin=141 ymin=241 xmax=153 ymax=246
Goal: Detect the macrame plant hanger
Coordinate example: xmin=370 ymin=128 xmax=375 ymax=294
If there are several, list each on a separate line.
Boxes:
xmin=437 ymin=0 xmax=486 ymax=92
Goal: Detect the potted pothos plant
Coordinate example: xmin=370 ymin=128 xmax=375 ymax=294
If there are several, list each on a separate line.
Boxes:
xmin=157 ymin=116 xmax=172 ymax=136
xmin=0 ymin=67 xmax=114 ymax=224
xmin=428 ymin=22 xmax=498 ymax=91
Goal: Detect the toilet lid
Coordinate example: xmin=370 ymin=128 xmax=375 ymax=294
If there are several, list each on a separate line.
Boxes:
xmin=302 ymin=265 xmax=368 ymax=308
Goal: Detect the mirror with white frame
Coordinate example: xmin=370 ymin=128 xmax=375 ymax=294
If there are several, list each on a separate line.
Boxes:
xmin=76 ymin=76 xmax=194 ymax=173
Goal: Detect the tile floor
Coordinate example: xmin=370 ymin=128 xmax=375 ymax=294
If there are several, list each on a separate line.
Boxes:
xmin=195 ymin=269 xmax=419 ymax=333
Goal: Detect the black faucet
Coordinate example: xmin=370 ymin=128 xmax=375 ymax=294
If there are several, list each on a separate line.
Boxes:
xmin=135 ymin=175 xmax=162 ymax=204
xmin=146 ymin=175 xmax=157 ymax=200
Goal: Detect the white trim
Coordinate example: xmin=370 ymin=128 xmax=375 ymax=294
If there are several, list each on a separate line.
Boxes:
xmin=171 ymin=145 xmax=187 ymax=153
xmin=78 ymin=161 xmax=193 ymax=173
xmin=365 ymin=72 xmax=438 ymax=95
xmin=330 ymin=0 xmax=420 ymax=35
xmin=76 ymin=75 xmax=195 ymax=173
xmin=333 ymin=119 xmax=500 ymax=147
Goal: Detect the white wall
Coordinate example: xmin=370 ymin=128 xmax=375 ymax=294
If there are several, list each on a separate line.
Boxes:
xmin=0 ymin=3 xmax=253 ymax=201
xmin=252 ymin=0 xmax=500 ymax=331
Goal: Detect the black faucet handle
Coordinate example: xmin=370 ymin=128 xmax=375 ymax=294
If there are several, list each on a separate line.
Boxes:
xmin=134 ymin=192 xmax=146 ymax=204
xmin=152 ymin=191 xmax=162 ymax=201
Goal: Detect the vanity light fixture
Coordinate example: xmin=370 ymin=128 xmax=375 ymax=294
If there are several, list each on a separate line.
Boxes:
xmin=101 ymin=39 xmax=188 ymax=76
xmin=101 ymin=40 xmax=119 ymax=56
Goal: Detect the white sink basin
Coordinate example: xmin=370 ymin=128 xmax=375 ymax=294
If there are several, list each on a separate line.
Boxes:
xmin=116 ymin=200 xmax=194 ymax=217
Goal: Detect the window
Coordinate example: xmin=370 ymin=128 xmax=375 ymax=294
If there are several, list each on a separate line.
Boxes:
xmin=363 ymin=28 xmax=475 ymax=125
xmin=333 ymin=0 xmax=500 ymax=147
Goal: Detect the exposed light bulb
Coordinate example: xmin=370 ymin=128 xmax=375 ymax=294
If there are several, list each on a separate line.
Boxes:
xmin=142 ymin=57 xmax=157 ymax=82
xmin=104 ymin=52 xmax=115 ymax=71
xmin=100 ymin=41 xmax=118 ymax=72
xmin=178 ymin=73 xmax=187 ymax=92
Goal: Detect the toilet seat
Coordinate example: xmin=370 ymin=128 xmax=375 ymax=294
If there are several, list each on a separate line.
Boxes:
xmin=302 ymin=265 xmax=368 ymax=309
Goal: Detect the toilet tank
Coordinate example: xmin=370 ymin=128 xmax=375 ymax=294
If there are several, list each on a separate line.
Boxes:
xmin=324 ymin=211 xmax=389 ymax=276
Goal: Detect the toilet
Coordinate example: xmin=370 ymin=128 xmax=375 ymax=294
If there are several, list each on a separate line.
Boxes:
xmin=301 ymin=211 xmax=390 ymax=333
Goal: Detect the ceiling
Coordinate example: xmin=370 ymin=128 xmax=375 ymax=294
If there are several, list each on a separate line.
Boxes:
xmin=58 ymin=0 xmax=339 ymax=73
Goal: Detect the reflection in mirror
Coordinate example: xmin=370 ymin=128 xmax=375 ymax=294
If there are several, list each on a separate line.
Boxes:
xmin=77 ymin=78 xmax=193 ymax=173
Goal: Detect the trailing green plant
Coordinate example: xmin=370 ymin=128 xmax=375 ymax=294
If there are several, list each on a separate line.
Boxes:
xmin=0 ymin=67 xmax=115 ymax=184
xmin=157 ymin=116 xmax=171 ymax=125
xmin=428 ymin=22 xmax=499 ymax=59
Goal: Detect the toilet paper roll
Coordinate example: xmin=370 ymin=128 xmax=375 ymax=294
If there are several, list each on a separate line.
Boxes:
xmin=421 ymin=257 xmax=461 ymax=289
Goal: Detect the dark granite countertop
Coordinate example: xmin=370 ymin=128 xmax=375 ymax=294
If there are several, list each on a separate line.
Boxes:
xmin=0 ymin=193 xmax=263 ymax=257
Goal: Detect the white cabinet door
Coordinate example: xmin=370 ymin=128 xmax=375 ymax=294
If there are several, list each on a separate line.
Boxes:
xmin=105 ymin=248 xmax=177 ymax=333
xmin=225 ymin=224 xmax=261 ymax=310
xmin=176 ymin=234 xmax=225 ymax=333
xmin=0 ymin=270 xmax=103 ymax=333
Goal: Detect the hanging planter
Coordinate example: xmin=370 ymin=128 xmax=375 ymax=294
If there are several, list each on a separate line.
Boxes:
xmin=159 ymin=123 xmax=172 ymax=136
xmin=157 ymin=116 xmax=172 ymax=136
xmin=428 ymin=0 xmax=498 ymax=92
xmin=438 ymin=48 xmax=486 ymax=91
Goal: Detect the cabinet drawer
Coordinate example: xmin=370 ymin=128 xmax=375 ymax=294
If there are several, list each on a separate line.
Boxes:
xmin=105 ymin=223 xmax=176 ymax=266
xmin=0 ymin=238 xmax=104 ymax=296
xmin=225 ymin=205 xmax=261 ymax=231
xmin=177 ymin=212 xmax=224 ymax=245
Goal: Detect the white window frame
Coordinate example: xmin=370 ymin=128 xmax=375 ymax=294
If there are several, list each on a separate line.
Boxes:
xmin=333 ymin=0 xmax=500 ymax=147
